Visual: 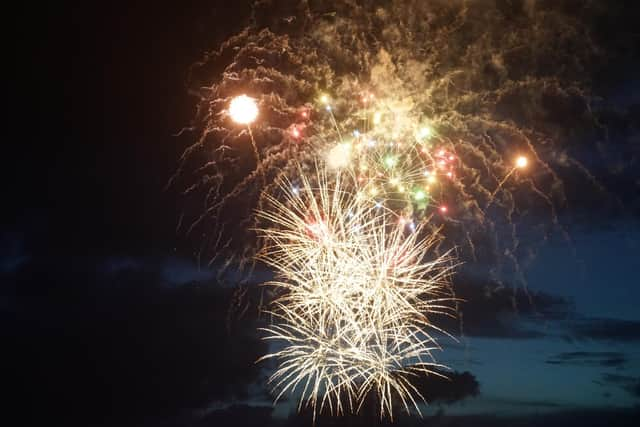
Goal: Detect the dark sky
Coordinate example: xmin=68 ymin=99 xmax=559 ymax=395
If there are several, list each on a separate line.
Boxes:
xmin=6 ymin=1 xmax=253 ymax=257
xmin=4 ymin=1 xmax=640 ymax=426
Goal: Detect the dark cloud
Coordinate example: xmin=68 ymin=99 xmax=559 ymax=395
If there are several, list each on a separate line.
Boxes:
xmin=546 ymin=351 xmax=627 ymax=368
xmin=596 ymin=374 xmax=640 ymax=399
xmin=3 ymin=255 xmax=268 ymax=426
xmin=565 ymin=318 xmax=640 ymax=343
xmin=2 ymin=255 xmax=483 ymax=426
xmin=435 ymin=275 xmax=571 ymax=339
xmin=435 ymin=276 xmax=640 ymax=344
xmin=408 ymin=370 xmax=480 ymax=404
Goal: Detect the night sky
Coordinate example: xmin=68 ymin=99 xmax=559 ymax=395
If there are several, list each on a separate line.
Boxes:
xmin=4 ymin=1 xmax=640 ymax=426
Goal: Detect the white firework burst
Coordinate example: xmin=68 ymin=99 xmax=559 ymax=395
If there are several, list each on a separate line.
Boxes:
xmin=256 ymin=163 xmax=458 ymax=420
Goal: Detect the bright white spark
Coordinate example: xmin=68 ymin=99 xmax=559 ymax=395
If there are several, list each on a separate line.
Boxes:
xmin=515 ymin=156 xmax=528 ymax=169
xmin=326 ymin=143 xmax=352 ymax=170
xmin=229 ymin=95 xmax=258 ymax=125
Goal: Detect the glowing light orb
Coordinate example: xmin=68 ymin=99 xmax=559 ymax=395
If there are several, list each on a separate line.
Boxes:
xmin=229 ymin=95 xmax=258 ymax=125
xmin=515 ymin=156 xmax=528 ymax=168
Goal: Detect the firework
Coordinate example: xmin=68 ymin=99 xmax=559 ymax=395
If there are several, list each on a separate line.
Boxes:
xmin=486 ymin=155 xmax=530 ymax=208
xmin=174 ymin=2 xmax=609 ymax=285
xmin=229 ymin=94 xmax=261 ymax=167
xmin=256 ymin=164 xmax=457 ymax=420
xmin=317 ymin=93 xmax=460 ymax=226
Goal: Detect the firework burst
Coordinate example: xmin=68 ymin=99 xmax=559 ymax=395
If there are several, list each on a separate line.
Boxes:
xmin=319 ymin=91 xmax=462 ymax=224
xmin=173 ymin=1 xmax=619 ymax=287
xmin=256 ymin=163 xmax=457 ymax=420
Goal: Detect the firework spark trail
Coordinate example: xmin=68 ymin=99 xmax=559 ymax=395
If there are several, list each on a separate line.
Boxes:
xmin=171 ymin=2 xmax=625 ymax=284
xmin=256 ymin=163 xmax=457 ymax=419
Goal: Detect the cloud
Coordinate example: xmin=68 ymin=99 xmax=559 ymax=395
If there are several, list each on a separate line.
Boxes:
xmin=434 ymin=276 xmax=640 ymax=345
xmin=596 ymin=374 xmax=640 ymax=399
xmin=409 ymin=370 xmax=480 ymax=404
xmin=546 ymin=352 xmax=627 ymax=368
xmin=4 ymin=255 xmax=482 ymax=427
xmin=564 ymin=318 xmax=640 ymax=343
xmin=434 ymin=275 xmax=571 ymax=339
xmin=4 ymin=255 xmax=268 ymax=426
